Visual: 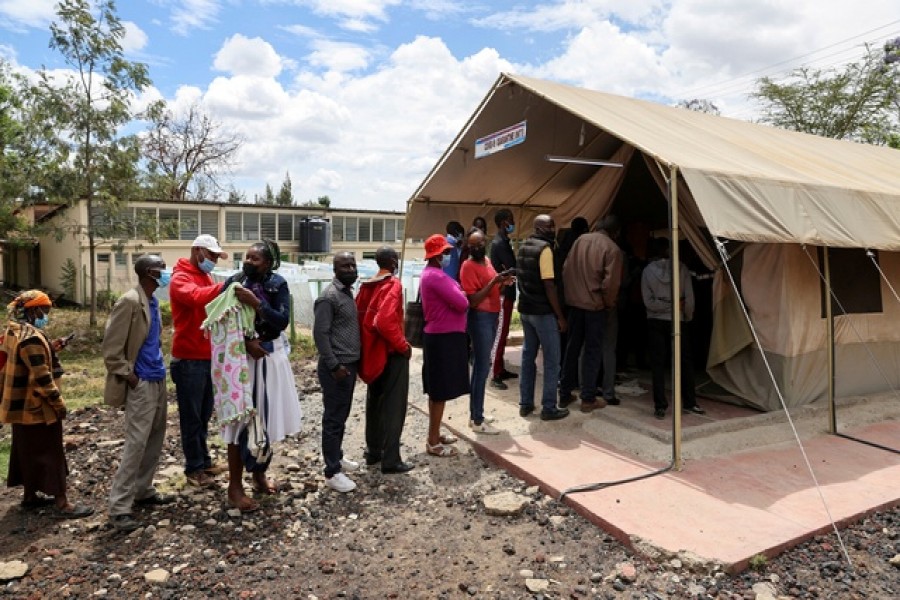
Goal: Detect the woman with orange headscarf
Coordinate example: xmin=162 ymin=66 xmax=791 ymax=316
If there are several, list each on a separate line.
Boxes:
xmin=0 ymin=290 xmax=93 ymax=518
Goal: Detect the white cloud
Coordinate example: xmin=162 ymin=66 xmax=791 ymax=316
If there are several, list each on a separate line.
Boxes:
xmin=166 ymin=0 xmax=222 ymax=36
xmin=121 ymin=21 xmax=149 ymax=53
xmin=474 ymin=0 xmax=665 ymax=32
xmin=213 ymin=34 xmax=283 ymax=78
xmin=0 ymin=0 xmax=56 ymax=29
xmin=307 ymin=40 xmax=371 ymax=72
xmin=292 ymin=0 xmax=402 ymax=31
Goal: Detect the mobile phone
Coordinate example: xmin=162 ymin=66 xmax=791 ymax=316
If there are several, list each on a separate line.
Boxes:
xmin=501 ymin=268 xmax=516 ymax=276
xmin=62 ymin=332 xmax=76 ymax=344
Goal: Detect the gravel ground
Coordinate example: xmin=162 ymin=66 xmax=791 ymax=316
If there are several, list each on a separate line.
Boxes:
xmin=0 ymin=357 xmax=897 ymax=599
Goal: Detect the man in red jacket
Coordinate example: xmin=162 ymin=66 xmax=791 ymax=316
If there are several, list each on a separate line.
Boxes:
xmin=356 ymin=246 xmax=414 ymax=474
xmin=169 ymin=235 xmax=229 ymax=489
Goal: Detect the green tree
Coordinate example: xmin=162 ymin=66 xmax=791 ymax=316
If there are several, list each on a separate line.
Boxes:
xmin=677 ymin=98 xmax=720 ymax=115
xmin=276 ymin=171 xmax=293 ymax=206
xmin=301 ymin=194 xmax=331 ymax=208
xmin=753 ymin=45 xmax=898 ymax=146
xmin=44 ymin=0 xmax=150 ymax=325
xmin=227 ymin=187 xmax=245 ymax=204
xmin=256 ymin=183 xmax=276 ymax=205
xmin=142 ymin=100 xmax=242 ymax=201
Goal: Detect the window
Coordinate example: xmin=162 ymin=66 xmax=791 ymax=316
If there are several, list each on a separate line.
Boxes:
xmin=97 ymin=253 xmax=110 ymax=264
xmin=244 ymin=212 xmax=260 ymax=241
xmin=819 ymin=248 xmax=883 ymax=316
xmin=225 ymin=212 xmax=242 ymax=242
xmin=397 ymin=219 xmax=405 ymax=241
xmin=332 ymin=216 xmax=344 ymax=242
xmin=180 ymin=210 xmax=199 ymax=240
xmin=135 ymin=208 xmax=157 ymax=238
xmin=200 ymin=210 xmax=218 ymax=237
xmin=358 ymin=218 xmax=371 ymax=242
xmin=385 ymin=219 xmax=396 ymax=242
xmin=115 ymin=253 xmax=127 ymax=267
xmin=261 ymin=213 xmax=276 ymax=240
xmin=362 ymin=251 xmax=376 ymax=260
xmin=159 ymin=209 xmax=180 ymax=240
xmin=372 ymin=218 xmax=384 ymax=242
xmin=278 ymin=214 xmax=293 ymax=241
xmin=344 ymin=217 xmax=358 ymax=242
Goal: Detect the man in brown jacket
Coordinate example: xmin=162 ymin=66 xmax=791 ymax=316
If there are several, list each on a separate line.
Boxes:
xmin=102 ymin=255 xmax=174 ymax=532
xmin=559 ymin=215 xmax=623 ymax=412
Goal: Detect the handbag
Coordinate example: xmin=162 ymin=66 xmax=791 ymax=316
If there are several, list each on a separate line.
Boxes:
xmin=404 ymin=290 xmax=425 ymax=348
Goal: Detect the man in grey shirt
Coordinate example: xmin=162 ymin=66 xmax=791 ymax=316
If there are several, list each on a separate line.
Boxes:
xmin=313 ymin=252 xmax=362 ymax=492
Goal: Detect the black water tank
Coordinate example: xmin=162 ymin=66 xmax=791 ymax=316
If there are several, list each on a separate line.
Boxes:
xmin=298 ymin=217 xmax=332 ymax=254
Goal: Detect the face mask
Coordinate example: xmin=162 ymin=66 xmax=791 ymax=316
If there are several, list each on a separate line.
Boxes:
xmin=505 ymin=223 xmax=515 ymax=235
xmin=440 ymin=253 xmax=452 ymax=267
xmin=34 ymin=315 xmax=49 ymax=329
xmin=470 ymin=248 xmax=486 ymax=261
xmin=446 ymin=234 xmax=458 ymax=245
xmin=337 ymin=272 xmax=358 ymax=287
xmin=199 ymin=258 xmax=216 ymax=273
xmin=152 ymin=272 xmax=171 ymax=288
xmin=242 ymin=263 xmax=260 ymax=279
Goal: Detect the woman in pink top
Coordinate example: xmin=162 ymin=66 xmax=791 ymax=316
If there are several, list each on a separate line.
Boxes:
xmin=460 ymin=228 xmax=514 ymax=435
xmin=420 ymin=234 xmax=470 ymax=457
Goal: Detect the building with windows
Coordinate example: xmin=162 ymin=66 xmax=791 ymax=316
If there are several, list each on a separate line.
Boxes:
xmin=2 ymin=199 xmax=423 ymax=303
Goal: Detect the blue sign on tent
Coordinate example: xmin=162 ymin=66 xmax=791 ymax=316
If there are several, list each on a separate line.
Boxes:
xmin=475 ymin=120 xmax=527 ymax=159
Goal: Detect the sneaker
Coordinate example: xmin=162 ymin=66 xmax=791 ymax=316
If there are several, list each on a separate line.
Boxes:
xmin=110 ymin=514 xmax=140 ymax=532
xmin=469 ymin=420 xmax=500 ymax=435
xmin=499 ymin=370 xmax=519 ymax=380
xmin=340 ymin=458 xmax=360 ymax=472
xmin=683 ymin=405 xmax=706 ymax=415
xmin=540 ymin=407 xmax=570 ymax=421
xmin=325 ymin=472 xmax=356 ymax=493
xmin=519 ymin=405 xmax=535 ymax=417
xmin=654 ymin=408 xmax=666 ymax=420
xmin=490 ymin=377 xmax=508 ymax=390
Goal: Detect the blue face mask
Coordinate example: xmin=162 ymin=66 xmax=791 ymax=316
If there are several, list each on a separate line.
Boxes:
xmin=440 ymin=253 xmax=452 ymax=267
xmin=506 ymin=223 xmax=515 ymax=234
xmin=152 ymin=271 xmax=171 ymax=288
xmin=199 ymin=258 xmax=216 ymax=273
xmin=34 ymin=315 xmax=49 ymax=329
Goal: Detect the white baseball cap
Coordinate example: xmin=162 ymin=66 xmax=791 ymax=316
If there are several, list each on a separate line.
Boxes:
xmin=191 ymin=234 xmax=226 ymax=257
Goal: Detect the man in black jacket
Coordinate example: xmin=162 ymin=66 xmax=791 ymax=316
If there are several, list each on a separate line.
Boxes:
xmin=489 ymin=208 xmax=518 ymax=390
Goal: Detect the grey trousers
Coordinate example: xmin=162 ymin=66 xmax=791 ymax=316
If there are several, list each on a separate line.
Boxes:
xmin=108 ymin=379 xmax=168 ymax=516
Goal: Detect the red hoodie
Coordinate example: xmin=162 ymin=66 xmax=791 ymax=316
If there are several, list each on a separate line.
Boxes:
xmin=356 ymin=272 xmax=409 ymax=384
xmin=170 ymin=257 xmax=223 ymax=360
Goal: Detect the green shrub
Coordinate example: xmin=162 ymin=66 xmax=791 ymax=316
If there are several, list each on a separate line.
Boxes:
xmin=158 ymin=301 xmax=172 ymax=327
xmin=96 ymin=290 xmax=120 ymax=311
xmin=749 ymin=553 xmax=768 ymax=571
xmin=60 ymin=259 xmax=77 ymax=301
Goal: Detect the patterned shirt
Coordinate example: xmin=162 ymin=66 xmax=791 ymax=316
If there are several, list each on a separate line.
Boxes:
xmin=313 ymin=278 xmax=361 ymax=371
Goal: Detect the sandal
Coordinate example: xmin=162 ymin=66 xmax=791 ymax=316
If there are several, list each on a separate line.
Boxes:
xmin=426 ymin=442 xmax=458 ymax=458
xmin=251 ymin=477 xmax=280 ymax=495
xmin=52 ymin=503 xmax=94 ymax=519
xmin=439 ymin=433 xmax=458 ymax=445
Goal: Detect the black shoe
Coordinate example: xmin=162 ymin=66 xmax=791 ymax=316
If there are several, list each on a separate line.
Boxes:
xmin=381 ymin=462 xmax=415 ymax=474
xmin=499 ymin=370 xmax=519 ymax=380
xmin=654 ymin=408 xmax=666 ymax=420
xmin=540 ymin=407 xmax=570 ymax=421
xmin=135 ymin=493 xmax=175 ymax=506
xmin=490 ymin=377 xmax=508 ymax=390
xmin=519 ymin=405 xmax=535 ymax=417
xmin=111 ymin=514 xmax=140 ymax=532
xmin=558 ymin=392 xmax=577 ymax=408
xmin=364 ymin=451 xmax=382 ymax=466
xmin=683 ymin=405 xmax=706 ymax=415
xmin=606 ymin=397 xmax=621 ymax=406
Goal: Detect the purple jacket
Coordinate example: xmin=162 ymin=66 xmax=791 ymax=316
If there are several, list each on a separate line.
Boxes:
xmin=420 ymin=265 xmax=468 ymax=334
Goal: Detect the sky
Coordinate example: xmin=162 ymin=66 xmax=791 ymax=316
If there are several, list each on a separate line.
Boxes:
xmin=1 ymin=1 xmax=899 ymax=212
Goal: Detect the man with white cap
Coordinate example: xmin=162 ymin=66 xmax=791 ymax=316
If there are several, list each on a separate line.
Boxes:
xmin=169 ymin=235 xmax=230 ymax=488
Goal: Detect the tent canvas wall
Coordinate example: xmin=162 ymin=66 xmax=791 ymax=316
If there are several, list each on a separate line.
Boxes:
xmin=406 ymin=73 xmax=900 ymax=411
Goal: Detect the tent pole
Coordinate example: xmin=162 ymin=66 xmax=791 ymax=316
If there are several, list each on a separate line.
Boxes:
xmin=399 ymin=198 xmax=412 ymax=293
xmin=669 ymin=165 xmax=683 ymax=470
xmin=824 ymin=247 xmax=837 ymax=433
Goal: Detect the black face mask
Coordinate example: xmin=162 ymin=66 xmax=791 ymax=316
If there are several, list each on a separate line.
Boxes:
xmin=469 ymin=247 xmax=486 ymax=261
xmin=337 ymin=272 xmax=358 ymax=287
xmin=242 ymin=263 xmax=261 ymax=280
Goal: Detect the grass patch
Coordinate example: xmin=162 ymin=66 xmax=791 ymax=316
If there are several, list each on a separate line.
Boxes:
xmin=0 ymin=438 xmax=9 ymax=480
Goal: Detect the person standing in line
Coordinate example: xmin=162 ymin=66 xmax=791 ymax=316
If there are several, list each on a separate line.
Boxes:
xmin=356 ymin=246 xmax=414 ymax=474
xmin=169 ymin=235 xmax=229 ymax=488
xmin=313 ymin=252 xmax=362 ymax=492
xmin=516 ymin=215 xmax=570 ymax=421
xmin=489 ymin=208 xmax=518 ymax=390
xmin=420 ymin=234 xmax=470 ymax=456
xmin=0 ymin=291 xmax=92 ymax=518
xmin=472 ymin=216 xmax=488 ymax=234
xmin=642 ymin=237 xmax=705 ymax=419
xmin=441 ymin=221 xmax=466 ymax=280
xmin=555 ymin=216 xmax=589 ymax=376
xmin=103 ymin=255 xmax=175 ymax=532
xmin=460 ymin=229 xmax=514 ymax=434
xmin=559 ymin=216 xmax=623 ymax=413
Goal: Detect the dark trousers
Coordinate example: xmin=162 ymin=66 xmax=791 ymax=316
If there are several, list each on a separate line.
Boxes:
xmin=318 ymin=360 xmax=358 ymax=478
xmin=365 ymin=354 xmax=409 ymax=468
xmin=647 ymin=318 xmax=697 ymax=410
xmin=560 ymin=307 xmax=607 ymax=402
xmin=170 ymin=359 xmax=215 ymax=474
xmin=492 ymin=297 xmax=515 ymax=378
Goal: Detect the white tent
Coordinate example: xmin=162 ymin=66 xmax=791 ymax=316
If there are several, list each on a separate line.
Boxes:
xmin=406 ymin=73 xmax=900 ymax=411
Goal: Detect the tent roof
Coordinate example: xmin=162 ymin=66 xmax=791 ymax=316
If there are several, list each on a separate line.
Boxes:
xmin=407 ymin=73 xmax=900 ymax=249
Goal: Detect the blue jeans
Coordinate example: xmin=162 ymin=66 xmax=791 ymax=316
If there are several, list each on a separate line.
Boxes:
xmin=519 ymin=313 xmax=561 ymax=413
xmin=170 ymin=359 xmax=215 ymax=474
xmin=467 ymin=310 xmax=498 ymax=424
xmin=560 ymin=308 xmax=608 ymax=402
